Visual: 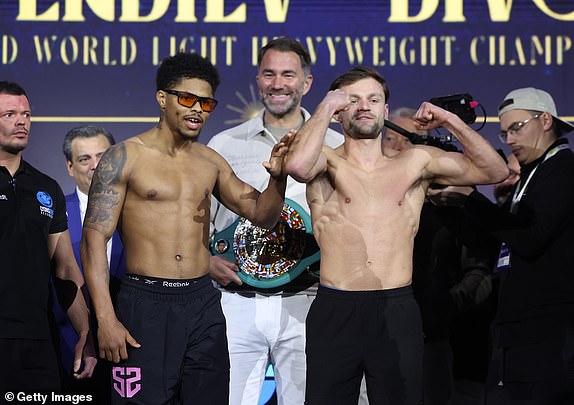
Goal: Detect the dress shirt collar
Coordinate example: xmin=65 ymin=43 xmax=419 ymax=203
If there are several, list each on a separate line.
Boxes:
xmin=246 ymin=108 xmax=311 ymax=140
xmin=76 ymin=186 xmax=88 ymax=215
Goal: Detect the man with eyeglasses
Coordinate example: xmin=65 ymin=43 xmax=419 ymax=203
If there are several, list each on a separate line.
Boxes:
xmin=430 ymin=87 xmax=574 ymax=403
xmin=81 ymin=52 xmax=290 ymax=404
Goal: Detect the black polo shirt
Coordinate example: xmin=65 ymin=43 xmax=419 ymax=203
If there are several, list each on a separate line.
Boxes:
xmin=0 ymin=159 xmax=67 ymax=339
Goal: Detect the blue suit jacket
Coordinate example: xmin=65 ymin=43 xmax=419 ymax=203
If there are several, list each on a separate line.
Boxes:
xmin=65 ymin=191 xmax=125 ymax=279
xmin=53 ymin=191 xmax=126 ymax=374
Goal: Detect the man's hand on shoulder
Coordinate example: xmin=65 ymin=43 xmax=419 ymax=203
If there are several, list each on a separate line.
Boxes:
xmin=209 ymin=255 xmax=242 ymax=286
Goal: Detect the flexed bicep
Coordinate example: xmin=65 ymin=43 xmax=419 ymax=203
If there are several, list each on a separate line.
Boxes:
xmin=84 ymin=143 xmax=128 ymax=239
xmin=425 ymin=150 xmax=467 ymax=184
xmin=427 ymin=149 xmax=496 ymax=187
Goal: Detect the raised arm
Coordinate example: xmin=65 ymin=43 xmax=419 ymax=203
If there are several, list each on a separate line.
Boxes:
xmin=49 ymin=230 xmax=97 ymax=379
xmin=284 ymin=90 xmax=349 ymax=182
xmin=211 ymin=133 xmax=290 ymax=230
xmin=80 ymin=143 xmax=140 ymax=363
xmin=414 ymin=102 xmax=509 ymax=185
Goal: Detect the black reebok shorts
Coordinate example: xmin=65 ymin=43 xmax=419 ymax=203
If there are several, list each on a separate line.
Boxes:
xmin=110 ymin=274 xmax=229 ymax=405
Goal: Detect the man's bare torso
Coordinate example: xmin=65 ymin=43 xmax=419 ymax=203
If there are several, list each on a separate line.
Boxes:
xmin=119 ymin=135 xmax=217 ymax=279
xmin=308 ymin=146 xmax=428 ymax=291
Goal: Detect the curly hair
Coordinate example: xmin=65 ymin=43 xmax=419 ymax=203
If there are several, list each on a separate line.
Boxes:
xmin=156 ymin=52 xmax=221 ymax=93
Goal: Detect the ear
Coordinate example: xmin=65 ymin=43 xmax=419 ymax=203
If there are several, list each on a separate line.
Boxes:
xmin=156 ymin=90 xmax=166 ymax=109
xmin=66 ymin=160 xmax=74 ymax=177
xmin=541 ymin=112 xmax=553 ymax=132
xmin=302 ymin=74 xmax=313 ymax=96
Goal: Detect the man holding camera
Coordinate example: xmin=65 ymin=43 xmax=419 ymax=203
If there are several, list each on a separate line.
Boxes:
xmin=430 ymin=87 xmax=574 ymax=404
xmin=284 ymin=66 xmax=508 ymax=404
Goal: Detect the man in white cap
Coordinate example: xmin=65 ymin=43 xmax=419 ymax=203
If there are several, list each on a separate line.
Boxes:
xmin=430 ymin=87 xmax=574 ymax=404
xmin=497 ymin=87 xmax=574 ymax=165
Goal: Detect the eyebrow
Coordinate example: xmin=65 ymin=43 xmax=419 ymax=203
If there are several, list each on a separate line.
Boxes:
xmin=1 ymin=109 xmax=31 ymax=114
xmin=261 ymin=68 xmax=297 ymax=75
xmin=349 ymin=93 xmax=384 ymax=99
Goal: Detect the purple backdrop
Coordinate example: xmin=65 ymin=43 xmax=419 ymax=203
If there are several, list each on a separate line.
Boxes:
xmin=1 ymin=0 xmax=573 ymax=194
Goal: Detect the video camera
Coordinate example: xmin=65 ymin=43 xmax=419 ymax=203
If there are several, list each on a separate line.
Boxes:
xmin=384 ymin=93 xmax=479 ymax=152
xmin=430 ymin=93 xmax=477 ymax=125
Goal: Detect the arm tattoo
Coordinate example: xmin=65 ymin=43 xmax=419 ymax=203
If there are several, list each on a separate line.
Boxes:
xmin=84 ymin=144 xmax=127 ymax=233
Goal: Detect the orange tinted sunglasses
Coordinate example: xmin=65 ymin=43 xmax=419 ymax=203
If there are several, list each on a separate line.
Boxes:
xmin=164 ymin=89 xmax=218 ymax=112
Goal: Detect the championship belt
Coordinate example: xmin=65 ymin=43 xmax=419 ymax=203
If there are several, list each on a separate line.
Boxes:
xmin=211 ymin=198 xmax=320 ymax=288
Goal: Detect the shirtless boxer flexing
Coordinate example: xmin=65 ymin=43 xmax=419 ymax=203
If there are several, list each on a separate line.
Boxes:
xmin=284 ymin=66 xmax=508 ymax=405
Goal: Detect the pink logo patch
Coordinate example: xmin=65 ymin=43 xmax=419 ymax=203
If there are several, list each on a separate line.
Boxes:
xmin=112 ymin=366 xmax=142 ymax=398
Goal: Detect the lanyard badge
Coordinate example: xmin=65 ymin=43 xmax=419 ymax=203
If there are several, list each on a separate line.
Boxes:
xmin=495 ymin=242 xmax=511 ymax=273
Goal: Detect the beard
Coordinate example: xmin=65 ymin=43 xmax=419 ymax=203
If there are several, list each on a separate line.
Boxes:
xmin=160 ymin=111 xmax=202 ymax=141
xmin=345 ymin=119 xmax=384 ymax=139
xmin=260 ymin=91 xmax=302 ymax=119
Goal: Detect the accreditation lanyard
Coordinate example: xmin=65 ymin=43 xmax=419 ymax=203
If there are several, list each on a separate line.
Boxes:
xmin=509 ymin=144 xmax=569 ymax=214
xmin=496 ymin=143 xmax=569 ymax=273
